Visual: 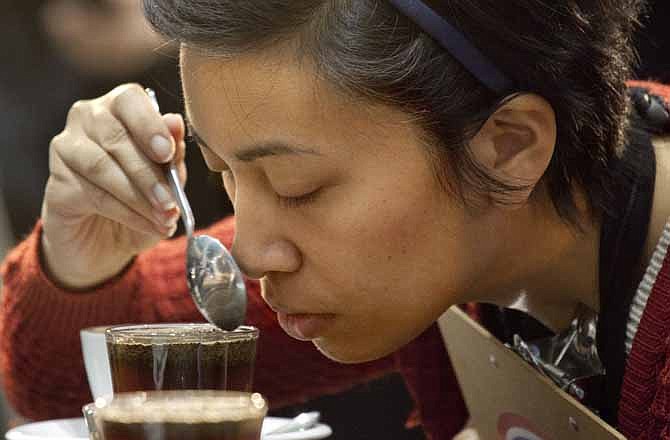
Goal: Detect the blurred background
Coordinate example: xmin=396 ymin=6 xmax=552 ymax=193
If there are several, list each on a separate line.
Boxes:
xmin=0 ymin=0 xmax=668 ymax=438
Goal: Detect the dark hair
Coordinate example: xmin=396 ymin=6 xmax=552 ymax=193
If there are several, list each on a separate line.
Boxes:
xmin=143 ymin=0 xmax=644 ymax=225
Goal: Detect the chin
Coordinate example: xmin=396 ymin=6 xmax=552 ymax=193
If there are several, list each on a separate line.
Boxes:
xmin=311 ymin=337 xmax=395 ymax=364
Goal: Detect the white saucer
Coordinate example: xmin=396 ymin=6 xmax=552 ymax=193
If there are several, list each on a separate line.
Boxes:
xmin=263 ymin=417 xmax=332 ymax=439
xmin=5 ymin=416 xmax=332 ymax=440
xmin=5 ymin=418 xmax=86 ymax=440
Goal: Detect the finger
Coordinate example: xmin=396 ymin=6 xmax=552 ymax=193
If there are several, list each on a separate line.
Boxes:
xmin=85 ymin=177 xmax=178 ymax=238
xmin=107 ymin=84 xmax=175 ymax=163
xmin=177 ymin=155 xmax=188 ymax=188
xmin=163 ymin=113 xmax=188 ymax=187
xmin=81 ymin=107 xmax=178 ymax=213
xmin=164 ymin=113 xmax=186 ymax=165
xmin=54 ymin=136 xmax=179 ymax=231
xmin=172 ymin=138 xmax=188 ymax=187
xmin=163 ymin=113 xmax=185 ymax=144
xmin=49 ymin=148 xmax=174 ymax=238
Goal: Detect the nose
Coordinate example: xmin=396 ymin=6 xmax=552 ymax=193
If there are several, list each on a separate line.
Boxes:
xmin=232 ymin=238 xmax=302 ymax=279
xmin=230 ymin=196 xmax=302 ymax=280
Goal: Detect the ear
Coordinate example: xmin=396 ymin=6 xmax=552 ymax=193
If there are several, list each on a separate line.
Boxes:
xmin=468 ymin=93 xmax=557 ymax=206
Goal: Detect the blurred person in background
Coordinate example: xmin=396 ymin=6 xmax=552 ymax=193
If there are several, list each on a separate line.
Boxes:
xmin=0 ymin=0 xmax=231 ymax=242
xmin=40 ymin=0 xmax=167 ymax=80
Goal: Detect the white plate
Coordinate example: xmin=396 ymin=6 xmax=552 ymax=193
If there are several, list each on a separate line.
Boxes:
xmin=5 ymin=418 xmax=87 ymax=440
xmin=5 ymin=416 xmax=332 ymax=440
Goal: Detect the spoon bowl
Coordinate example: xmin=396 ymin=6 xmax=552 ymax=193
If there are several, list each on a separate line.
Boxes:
xmin=186 ymin=235 xmax=247 ymax=330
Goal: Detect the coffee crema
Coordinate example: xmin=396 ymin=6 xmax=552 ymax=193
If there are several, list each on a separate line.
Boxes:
xmin=97 ymin=392 xmax=266 ymax=440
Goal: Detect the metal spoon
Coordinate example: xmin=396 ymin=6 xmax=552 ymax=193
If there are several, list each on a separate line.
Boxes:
xmin=146 ymin=89 xmax=247 ymax=331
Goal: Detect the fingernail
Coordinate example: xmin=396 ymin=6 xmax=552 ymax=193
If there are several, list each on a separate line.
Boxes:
xmin=151 ymin=135 xmax=172 ymax=161
xmin=166 ymin=223 xmax=178 ymax=237
xmin=153 ymin=209 xmax=178 ymax=227
xmin=152 ymin=183 xmax=176 ymax=210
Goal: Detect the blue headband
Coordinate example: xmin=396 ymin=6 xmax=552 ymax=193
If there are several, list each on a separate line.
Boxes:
xmin=387 ymin=0 xmax=514 ymax=95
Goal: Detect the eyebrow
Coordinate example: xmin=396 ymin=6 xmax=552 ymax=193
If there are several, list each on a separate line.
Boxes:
xmin=187 ymin=122 xmax=322 ymax=162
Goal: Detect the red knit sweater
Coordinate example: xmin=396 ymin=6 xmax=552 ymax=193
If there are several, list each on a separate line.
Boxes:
xmin=1 ymin=82 xmax=669 ymax=440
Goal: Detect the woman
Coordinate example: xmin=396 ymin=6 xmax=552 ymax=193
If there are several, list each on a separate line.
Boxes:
xmin=1 ymin=0 xmax=665 ymax=438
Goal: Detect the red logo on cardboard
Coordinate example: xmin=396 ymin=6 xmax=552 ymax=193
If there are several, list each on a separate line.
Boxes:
xmin=498 ymin=412 xmax=552 ymax=440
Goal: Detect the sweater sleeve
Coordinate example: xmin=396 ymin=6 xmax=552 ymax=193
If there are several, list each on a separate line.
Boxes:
xmin=617 ymin=81 xmax=670 ymax=439
xmin=0 ymin=220 xmax=147 ymax=420
xmin=0 ymin=217 xmax=397 ymax=421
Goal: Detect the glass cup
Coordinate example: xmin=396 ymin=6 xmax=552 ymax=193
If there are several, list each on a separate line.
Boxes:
xmin=83 ymin=390 xmax=267 ymax=440
xmin=105 ymin=324 xmax=258 ymax=393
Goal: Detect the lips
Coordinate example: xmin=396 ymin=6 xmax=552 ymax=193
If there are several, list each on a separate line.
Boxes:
xmin=261 ymin=280 xmax=336 ymax=340
xmin=277 ymin=312 xmax=336 ymax=341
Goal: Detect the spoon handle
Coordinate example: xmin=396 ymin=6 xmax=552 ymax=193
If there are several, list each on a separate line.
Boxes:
xmin=145 ymin=88 xmax=195 ymax=237
xmin=166 ymin=163 xmax=195 ymax=237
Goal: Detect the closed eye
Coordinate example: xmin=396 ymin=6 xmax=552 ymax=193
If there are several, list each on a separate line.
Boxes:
xmin=278 ymin=188 xmax=322 ymax=208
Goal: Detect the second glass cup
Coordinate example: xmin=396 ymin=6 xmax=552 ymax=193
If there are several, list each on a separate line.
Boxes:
xmin=105 ymin=324 xmax=259 ymax=393
xmin=84 ymin=390 xmax=268 ymax=440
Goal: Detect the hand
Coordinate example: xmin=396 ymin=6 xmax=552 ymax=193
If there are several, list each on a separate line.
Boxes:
xmin=41 ymin=84 xmax=187 ymax=290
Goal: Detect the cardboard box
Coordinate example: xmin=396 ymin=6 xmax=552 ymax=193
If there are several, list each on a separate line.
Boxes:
xmin=438 ymin=306 xmax=626 ymax=439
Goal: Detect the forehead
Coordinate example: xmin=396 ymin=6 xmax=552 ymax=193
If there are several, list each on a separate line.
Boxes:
xmin=180 ymin=46 xmax=341 ymax=128
xmin=178 ymin=46 xmax=427 ymax=159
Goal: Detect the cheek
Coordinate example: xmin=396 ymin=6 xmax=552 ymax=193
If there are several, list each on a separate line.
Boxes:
xmin=329 ymin=189 xmax=471 ymax=297
xmin=299 ymin=187 xmax=476 ymax=359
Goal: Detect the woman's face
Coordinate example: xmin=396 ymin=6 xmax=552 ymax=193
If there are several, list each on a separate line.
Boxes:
xmin=181 ymin=47 xmax=504 ymax=362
